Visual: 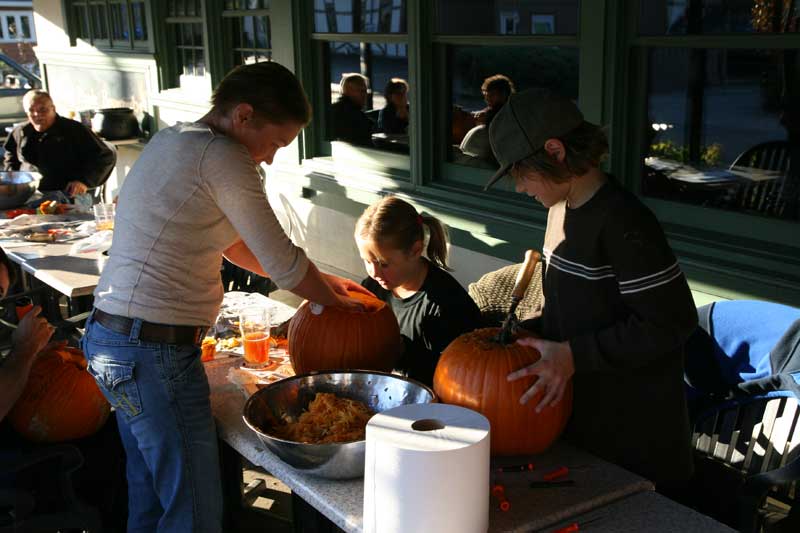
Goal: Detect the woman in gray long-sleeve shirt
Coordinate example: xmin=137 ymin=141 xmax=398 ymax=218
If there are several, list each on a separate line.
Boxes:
xmin=82 ymin=62 xmax=367 ymax=533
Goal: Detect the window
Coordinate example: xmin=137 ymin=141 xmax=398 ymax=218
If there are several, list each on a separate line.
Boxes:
xmin=90 ymin=1 xmax=109 ymax=41
xmin=6 ymin=17 xmax=17 ymax=40
xmin=312 ymin=0 xmax=411 ymax=158
xmin=166 ymin=0 xmax=207 ymax=84
xmin=435 ymin=0 xmax=577 ymax=35
xmin=500 ymin=12 xmax=520 ymax=35
xmin=223 ymin=0 xmax=271 ymax=66
xmin=434 ymin=0 xmax=581 ymax=193
xmin=634 ymin=1 xmax=800 ymax=222
xmin=0 ymin=12 xmax=36 ymax=43
xmin=68 ymin=1 xmax=150 ymax=49
xmin=20 ymin=15 xmax=31 ymax=39
xmin=640 ymin=0 xmax=800 ymax=35
xmin=531 ymin=14 xmax=555 ymax=34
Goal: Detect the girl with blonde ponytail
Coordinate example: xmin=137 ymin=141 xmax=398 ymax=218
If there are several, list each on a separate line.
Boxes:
xmin=355 ymin=196 xmax=481 ymax=386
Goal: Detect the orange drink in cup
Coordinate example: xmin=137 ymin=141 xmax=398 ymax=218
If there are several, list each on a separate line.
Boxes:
xmin=239 ymin=306 xmax=271 ymax=369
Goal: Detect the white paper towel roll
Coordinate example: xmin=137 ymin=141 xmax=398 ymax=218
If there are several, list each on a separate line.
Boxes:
xmin=363 ymin=403 xmax=491 ymax=533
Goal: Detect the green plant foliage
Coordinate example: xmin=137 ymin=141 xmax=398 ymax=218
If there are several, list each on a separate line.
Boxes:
xmin=649 ymin=140 xmax=723 ymax=167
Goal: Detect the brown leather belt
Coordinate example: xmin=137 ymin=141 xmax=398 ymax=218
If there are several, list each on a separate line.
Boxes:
xmin=93 ymin=308 xmax=208 ymax=346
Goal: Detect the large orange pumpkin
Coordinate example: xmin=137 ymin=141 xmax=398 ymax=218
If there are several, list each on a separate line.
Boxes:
xmin=9 ymin=345 xmax=110 ymax=442
xmin=433 ymin=327 xmax=572 ymax=455
xmin=288 ymin=289 xmax=403 ymax=374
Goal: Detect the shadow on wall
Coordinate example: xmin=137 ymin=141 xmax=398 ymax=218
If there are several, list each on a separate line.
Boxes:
xmin=274 ymin=178 xmax=370 ymax=281
xmin=271 ymin=176 xmax=538 ymax=288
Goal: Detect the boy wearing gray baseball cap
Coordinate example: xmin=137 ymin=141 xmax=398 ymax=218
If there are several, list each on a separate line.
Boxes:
xmin=488 ymin=88 xmax=698 ymax=490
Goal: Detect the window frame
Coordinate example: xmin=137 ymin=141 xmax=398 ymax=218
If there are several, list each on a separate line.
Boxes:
xmin=66 ymin=0 xmax=153 ymax=51
xmin=295 ymin=0 xmax=605 ymax=221
xmin=0 ymin=11 xmax=36 ymax=43
xmin=221 ymin=2 xmax=272 ymax=72
xmin=303 ymin=5 xmax=413 ymax=179
xmin=619 ymin=3 xmax=800 ymax=248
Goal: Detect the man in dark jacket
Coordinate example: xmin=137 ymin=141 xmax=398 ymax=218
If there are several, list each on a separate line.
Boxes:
xmin=330 ymin=73 xmax=374 ymax=146
xmin=3 ymin=90 xmax=115 ymax=197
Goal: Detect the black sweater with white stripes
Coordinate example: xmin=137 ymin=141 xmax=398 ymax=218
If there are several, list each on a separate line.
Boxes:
xmin=540 ymin=176 xmax=698 ymax=486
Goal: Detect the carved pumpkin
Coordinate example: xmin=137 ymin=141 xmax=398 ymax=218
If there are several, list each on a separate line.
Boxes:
xmin=433 ymin=327 xmax=572 ymax=455
xmin=9 ymin=346 xmax=110 ymax=442
xmin=288 ymin=290 xmax=402 ymax=374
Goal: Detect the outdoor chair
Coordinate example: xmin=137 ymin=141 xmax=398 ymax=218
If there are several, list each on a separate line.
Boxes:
xmin=728 ymin=141 xmax=791 ymax=217
xmin=684 ymin=300 xmax=800 ymax=532
xmin=468 ymin=261 xmax=543 ymax=327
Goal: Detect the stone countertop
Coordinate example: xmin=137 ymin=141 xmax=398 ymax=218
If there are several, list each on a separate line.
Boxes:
xmin=542 ymin=490 xmax=737 ymax=532
xmin=207 ymin=357 xmax=656 ymax=533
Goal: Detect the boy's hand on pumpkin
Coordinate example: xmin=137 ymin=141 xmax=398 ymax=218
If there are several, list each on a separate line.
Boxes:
xmin=12 ymin=306 xmax=55 ymax=363
xmin=507 ymin=338 xmax=575 ymax=413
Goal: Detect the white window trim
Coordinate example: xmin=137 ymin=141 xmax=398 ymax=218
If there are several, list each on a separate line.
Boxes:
xmin=0 ymin=10 xmax=35 ymax=43
xmin=499 ymin=11 xmax=519 ymax=35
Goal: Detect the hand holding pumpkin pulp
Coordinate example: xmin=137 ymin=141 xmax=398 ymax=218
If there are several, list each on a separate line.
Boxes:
xmin=240 ymin=306 xmax=271 ymax=368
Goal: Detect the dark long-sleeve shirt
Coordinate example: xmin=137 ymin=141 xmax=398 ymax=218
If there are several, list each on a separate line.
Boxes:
xmin=330 ymin=96 xmax=374 ymax=146
xmin=362 ymin=263 xmax=482 ymax=386
xmin=539 ymin=176 xmax=698 ymax=486
xmin=377 ymin=102 xmax=408 ymax=134
xmin=3 ymin=115 xmax=116 ymax=192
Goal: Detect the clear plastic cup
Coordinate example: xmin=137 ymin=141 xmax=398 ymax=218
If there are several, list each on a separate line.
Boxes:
xmin=92 ymin=203 xmax=116 ymax=231
xmin=239 ymin=306 xmax=271 ymax=369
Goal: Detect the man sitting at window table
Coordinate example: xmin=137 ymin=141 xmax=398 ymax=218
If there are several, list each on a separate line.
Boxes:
xmin=330 ymin=73 xmax=374 ymax=146
xmin=3 ymin=90 xmax=115 ymax=203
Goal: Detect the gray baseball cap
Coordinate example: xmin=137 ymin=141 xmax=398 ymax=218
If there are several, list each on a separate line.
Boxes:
xmin=485 ymin=88 xmax=584 ymax=190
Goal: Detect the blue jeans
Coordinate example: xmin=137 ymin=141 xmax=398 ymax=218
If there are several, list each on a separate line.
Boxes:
xmin=81 ymin=312 xmax=222 ymax=533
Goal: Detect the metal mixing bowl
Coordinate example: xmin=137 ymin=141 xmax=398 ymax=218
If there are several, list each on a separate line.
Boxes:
xmin=242 ymin=370 xmax=436 ymax=479
xmin=0 ymin=171 xmax=41 ymax=209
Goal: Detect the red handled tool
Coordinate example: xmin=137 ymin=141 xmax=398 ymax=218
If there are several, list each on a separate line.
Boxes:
xmin=495 ymin=462 xmax=534 ymax=473
xmin=543 ymin=466 xmax=570 ymax=481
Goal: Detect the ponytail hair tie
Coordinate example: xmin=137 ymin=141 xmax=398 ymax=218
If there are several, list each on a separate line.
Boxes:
xmin=417 ymin=214 xmax=424 ymax=226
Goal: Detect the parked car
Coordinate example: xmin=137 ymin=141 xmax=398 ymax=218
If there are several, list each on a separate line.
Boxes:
xmin=0 ymin=53 xmax=41 ymax=134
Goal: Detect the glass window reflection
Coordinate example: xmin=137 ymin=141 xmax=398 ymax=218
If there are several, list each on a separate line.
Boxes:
xmin=643 ymin=48 xmax=799 ymax=220
xmin=435 ymin=0 xmax=578 ymax=35
xmin=640 ymin=0 xmax=800 ymax=35
xmin=448 ymin=46 xmax=579 ymax=170
xmin=314 ymin=0 xmax=407 ymax=34
xmin=326 ymin=41 xmax=409 ymax=152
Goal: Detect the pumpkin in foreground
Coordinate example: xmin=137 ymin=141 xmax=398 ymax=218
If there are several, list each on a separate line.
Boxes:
xmin=10 ymin=345 xmax=110 ymax=442
xmin=433 ymin=327 xmax=572 ymax=455
xmin=288 ymin=289 xmax=402 ymax=374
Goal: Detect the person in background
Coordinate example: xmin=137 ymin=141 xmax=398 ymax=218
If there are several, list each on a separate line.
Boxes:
xmin=485 ymin=88 xmax=698 ymax=492
xmin=460 ymin=74 xmax=517 ymax=162
xmin=82 ymin=62 xmax=367 ymax=533
xmin=474 ymin=74 xmax=516 ymax=126
xmin=356 ymin=196 xmax=482 ymax=386
xmin=330 ymin=73 xmax=374 ymax=146
xmin=3 ymin=90 xmax=115 ymax=201
xmin=377 ymin=78 xmax=409 ymax=134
